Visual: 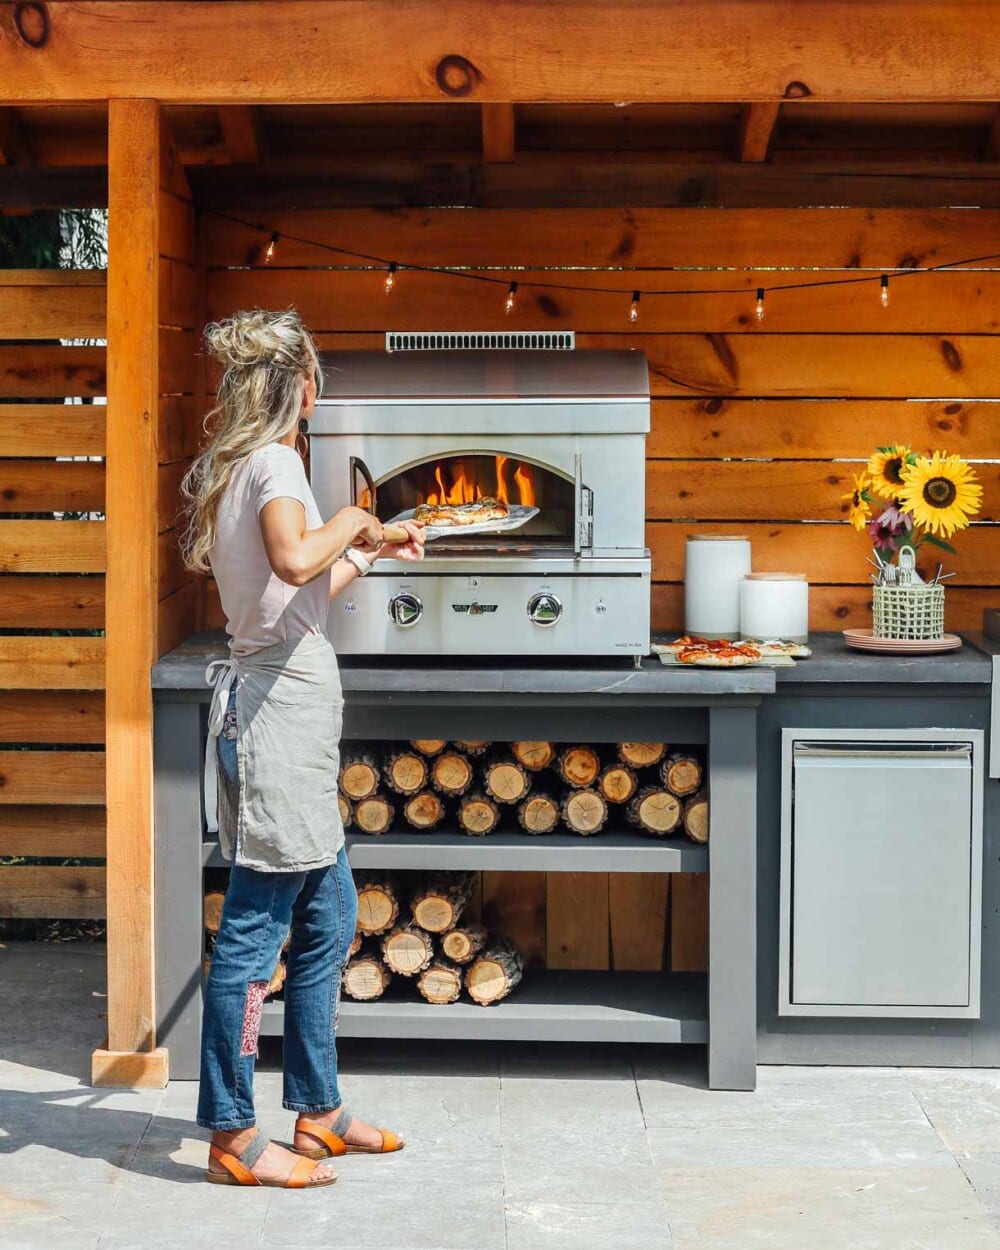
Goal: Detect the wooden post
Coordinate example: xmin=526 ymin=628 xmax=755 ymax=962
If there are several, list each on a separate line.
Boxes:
xmin=93 ymin=99 xmax=168 ymax=1088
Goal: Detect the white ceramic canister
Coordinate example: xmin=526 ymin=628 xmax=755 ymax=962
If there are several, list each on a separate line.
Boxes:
xmin=684 ymin=535 xmax=752 ymax=639
xmin=739 ymin=573 xmax=809 ymax=643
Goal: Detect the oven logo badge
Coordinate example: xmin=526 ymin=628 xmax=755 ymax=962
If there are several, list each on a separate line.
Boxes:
xmin=452 ymin=602 xmax=498 ymax=615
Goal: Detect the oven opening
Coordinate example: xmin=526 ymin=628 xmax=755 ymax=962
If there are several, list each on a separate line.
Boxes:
xmin=368 ymin=453 xmax=574 ymax=547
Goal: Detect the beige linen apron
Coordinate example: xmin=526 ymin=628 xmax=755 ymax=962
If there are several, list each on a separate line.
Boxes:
xmin=204 ymin=631 xmax=345 ymax=871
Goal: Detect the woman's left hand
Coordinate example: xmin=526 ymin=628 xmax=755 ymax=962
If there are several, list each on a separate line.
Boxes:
xmin=376 ymin=519 xmax=426 ymax=563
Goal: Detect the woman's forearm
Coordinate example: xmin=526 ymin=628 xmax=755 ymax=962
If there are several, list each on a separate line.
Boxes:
xmin=329 ymin=555 xmax=360 ymax=601
xmin=261 ymin=503 xmax=380 ymax=587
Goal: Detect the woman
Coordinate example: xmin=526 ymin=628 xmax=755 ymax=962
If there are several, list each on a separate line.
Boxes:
xmin=179 ymin=308 xmax=424 ymax=1189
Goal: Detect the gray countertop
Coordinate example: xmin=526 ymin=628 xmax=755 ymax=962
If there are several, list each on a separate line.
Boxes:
xmin=151 ymin=631 xmax=993 ymax=695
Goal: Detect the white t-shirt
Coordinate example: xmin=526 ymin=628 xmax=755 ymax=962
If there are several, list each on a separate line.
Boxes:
xmin=209 ymin=442 xmax=330 ymax=656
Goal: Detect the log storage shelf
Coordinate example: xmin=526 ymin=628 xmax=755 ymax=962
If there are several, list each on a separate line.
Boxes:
xmin=155 ymin=631 xmax=767 ymax=1089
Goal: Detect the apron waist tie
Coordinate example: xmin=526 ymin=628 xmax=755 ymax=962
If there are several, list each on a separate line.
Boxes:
xmin=204 ymin=657 xmax=238 ymax=835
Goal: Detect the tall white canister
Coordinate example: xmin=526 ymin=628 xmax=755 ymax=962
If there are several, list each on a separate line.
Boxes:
xmin=739 ymin=573 xmax=810 ymax=643
xmin=684 ymin=535 xmax=752 ymax=639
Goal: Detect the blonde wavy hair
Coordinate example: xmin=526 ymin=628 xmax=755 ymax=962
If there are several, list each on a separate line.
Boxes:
xmin=179 ymin=309 xmax=323 ymax=574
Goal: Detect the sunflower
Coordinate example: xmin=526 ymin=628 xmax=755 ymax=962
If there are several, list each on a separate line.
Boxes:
xmin=842 ymin=471 xmax=873 ymax=532
xmin=866 ymin=445 xmax=914 ymax=501
xmin=897 ymin=452 xmax=982 ymax=538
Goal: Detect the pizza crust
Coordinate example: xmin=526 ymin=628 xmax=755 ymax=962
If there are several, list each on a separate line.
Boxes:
xmin=413 ymin=498 xmax=509 ymax=527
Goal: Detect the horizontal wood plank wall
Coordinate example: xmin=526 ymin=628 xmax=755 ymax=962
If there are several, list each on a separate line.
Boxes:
xmin=199 ymin=204 xmax=1000 ymax=976
xmin=156 ymin=127 xmax=202 ymax=656
xmin=204 ymin=206 xmax=1000 ymax=633
xmin=0 ymin=269 xmax=108 ymax=917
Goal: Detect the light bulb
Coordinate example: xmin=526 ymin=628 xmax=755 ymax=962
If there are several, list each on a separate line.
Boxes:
xmin=264 ymin=232 xmax=279 ymax=264
xmin=880 ymin=274 xmax=890 ymax=308
xmin=384 ymin=262 xmax=397 ymax=294
xmin=629 ymin=290 xmax=640 ymax=323
xmin=755 ymin=288 xmax=765 ymax=322
xmin=505 ymin=281 xmax=518 ymax=315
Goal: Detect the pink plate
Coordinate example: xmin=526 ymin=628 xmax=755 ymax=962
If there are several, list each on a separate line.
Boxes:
xmin=842 ymin=630 xmax=962 ymax=655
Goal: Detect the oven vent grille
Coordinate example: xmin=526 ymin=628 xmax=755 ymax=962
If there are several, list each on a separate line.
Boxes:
xmin=386 ymin=331 xmax=575 ymax=353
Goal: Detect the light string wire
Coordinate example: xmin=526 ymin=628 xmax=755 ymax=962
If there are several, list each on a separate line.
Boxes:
xmin=203 ymin=206 xmax=1000 ymax=303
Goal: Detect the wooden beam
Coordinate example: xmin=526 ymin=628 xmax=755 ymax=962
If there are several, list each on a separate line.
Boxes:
xmin=100 ymin=98 xmax=159 ymax=1076
xmin=739 ymin=102 xmax=780 ymax=162
xmin=4 ymin=3 xmax=1000 ymax=104
xmin=218 ymin=105 xmax=262 ymax=163
xmin=189 ymin=157 xmax=1000 ymax=210
xmin=0 ymin=167 xmax=107 ymax=209
xmin=481 ymin=103 xmax=515 ymax=162
xmin=0 ymin=109 xmax=31 ymax=165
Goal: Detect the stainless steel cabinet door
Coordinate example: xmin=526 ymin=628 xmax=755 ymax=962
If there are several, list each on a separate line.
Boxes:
xmin=780 ymin=731 xmax=983 ymax=1019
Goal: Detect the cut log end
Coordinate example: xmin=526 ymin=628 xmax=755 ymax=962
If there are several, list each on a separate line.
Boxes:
xmin=512 ymin=740 xmax=556 ymax=771
xmin=561 ymin=787 xmax=608 ymax=835
xmin=417 ymin=958 xmax=464 ymax=1004
xmin=354 ymin=793 xmax=395 ymax=835
xmin=356 ymin=875 xmax=400 ymax=936
xmin=458 ymin=791 xmax=500 ymax=836
xmin=558 ymin=745 xmax=601 ymax=789
xmin=410 ymin=739 xmax=447 ymax=756
xmin=484 ymin=758 xmax=531 ymax=805
xmin=598 ymin=763 xmax=638 ymax=805
xmin=465 ymin=938 xmax=524 ymax=1005
xmin=382 ymin=922 xmax=435 ymax=977
xmin=517 ymin=793 xmax=560 ymax=834
xmin=683 ymin=790 xmax=710 ymax=843
xmin=441 ymin=923 xmax=488 ymax=965
xmin=431 ymin=750 xmax=475 ymax=796
xmin=618 ymin=741 xmax=666 ymax=769
xmin=411 ymin=872 xmax=475 ymax=934
xmin=384 ymin=750 xmax=429 ymax=796
xmin=340 ymin=751 xmax=381 ymax=801
xmin=662 ymin=753 xmax=703 ymax=797
xmin=453 ymin=740 xmax=490 ymax=756
xmin=402 ymin=789 xmax=446 ymax=830
xmin=343 ymin=953 xmax=391 ymax=1001
xmin=628 ymin=786 xmax=682 ymax=836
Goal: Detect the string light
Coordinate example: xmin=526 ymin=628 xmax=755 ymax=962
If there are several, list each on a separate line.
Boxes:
xmin=384 ymin=261 xmax=398 ymax=294
xmin=629 ymin=290 xmax=641 ymax=323
xmin=504 ymin=281 xmax=518 ymax=315
xmin=227 ymin=213 xmax=1000 ymax=310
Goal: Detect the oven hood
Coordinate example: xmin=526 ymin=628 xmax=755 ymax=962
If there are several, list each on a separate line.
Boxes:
xmin=311 ymin=349 xmax=650 ymax=435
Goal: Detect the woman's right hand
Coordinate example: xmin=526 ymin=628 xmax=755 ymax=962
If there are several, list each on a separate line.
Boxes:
xmin=351 ymin=507 xmax=384 ymax=554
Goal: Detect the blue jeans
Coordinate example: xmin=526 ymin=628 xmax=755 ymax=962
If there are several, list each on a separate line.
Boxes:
xmin=197 ymin=684 xmax=358 ymax=1131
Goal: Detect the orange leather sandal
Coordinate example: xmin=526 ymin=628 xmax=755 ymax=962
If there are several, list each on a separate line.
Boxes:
xmin=291 ymin=1110 xmax=404 ymax=1159
xmin=206 ymin=1129 xmax=337 ymax=1187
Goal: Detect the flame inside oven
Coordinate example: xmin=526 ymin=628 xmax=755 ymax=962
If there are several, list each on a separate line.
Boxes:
xmin=415 ymin=456 xmax=538 ymax=508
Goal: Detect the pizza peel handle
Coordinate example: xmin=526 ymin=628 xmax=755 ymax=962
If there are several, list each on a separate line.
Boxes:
xmin=382 ymin=524 xmax=411 ymax=544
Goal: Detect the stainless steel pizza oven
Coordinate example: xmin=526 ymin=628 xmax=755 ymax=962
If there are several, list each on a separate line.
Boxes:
xmin=308 ymin=349 xmax=651 ymax=658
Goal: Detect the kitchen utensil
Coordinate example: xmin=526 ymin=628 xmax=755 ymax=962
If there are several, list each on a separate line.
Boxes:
xmin=386 ymin=503 xmax=540 ymax=543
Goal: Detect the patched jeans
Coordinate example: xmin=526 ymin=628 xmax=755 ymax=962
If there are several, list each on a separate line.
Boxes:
xmin=197 ymin=683 xmax=358 ymax=1131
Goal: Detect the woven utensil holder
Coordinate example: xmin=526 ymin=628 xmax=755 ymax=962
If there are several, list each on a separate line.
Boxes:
xmin=872 ymin=584 xmax=945 ymax=640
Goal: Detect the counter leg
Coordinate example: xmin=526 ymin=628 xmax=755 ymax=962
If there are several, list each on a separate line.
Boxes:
xmin=707 ymin=704 xmax=758 ymax=1090
xmin=154 ymin=698 xmax=205 ymax=1080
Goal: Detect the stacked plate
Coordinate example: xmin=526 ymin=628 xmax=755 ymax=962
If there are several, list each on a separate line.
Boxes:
xmin=842 ymin=629 xmax=962 ymax=655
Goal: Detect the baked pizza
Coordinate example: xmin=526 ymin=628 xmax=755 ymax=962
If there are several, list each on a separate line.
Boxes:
xmin=676 ymin=642 xmax=762 ymax=667
xmin=413 ymin=498 xmax=509 ymax=527
xmin=740 ymin=638 xmax=812 ymax=658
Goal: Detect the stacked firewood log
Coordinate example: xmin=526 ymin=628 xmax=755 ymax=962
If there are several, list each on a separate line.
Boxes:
xmin=338 ymin=740 xmax=708 ymax=842
xmin=343 ymin=871 xmax=524 ymax=1007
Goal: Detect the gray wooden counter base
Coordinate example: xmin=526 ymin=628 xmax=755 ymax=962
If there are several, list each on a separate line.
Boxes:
xmin=153 ymin=632 xmax=759 ymax=1089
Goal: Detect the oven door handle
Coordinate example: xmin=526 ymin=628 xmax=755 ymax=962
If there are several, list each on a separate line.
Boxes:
xmin=574 ymin=453 xmax=594 ymax=559
xmin=350 ymin=455 xmax=377 ymax=514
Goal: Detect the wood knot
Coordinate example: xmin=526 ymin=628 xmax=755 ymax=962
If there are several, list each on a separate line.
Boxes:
xmin=940 ymin=339 xmax=963 ymax=372
xmin=435 ymin=55 xmax=482 ymax=98
xmin=536 ymin=294 xmax=560 ymax=318
xmin=13 ymin=1 xmax=50 ymax=48
xmin=834 ymin=604 xmax=850 ymax=619
xmin=703 ymin=398 xmax=724 ymax=415
xmin=783 ymin=81 xmax=812 ymax=99
xmin=2 ymin=488 xmax=16 ymax=500
xmin=944 ymin=402 xmax=963 ymax=415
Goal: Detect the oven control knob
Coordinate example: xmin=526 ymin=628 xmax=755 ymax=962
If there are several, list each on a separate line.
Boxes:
xmin=527 ymin=592 xmax=562 ymax=627
xmin=388 ymin=592 xmax=423 ymax=628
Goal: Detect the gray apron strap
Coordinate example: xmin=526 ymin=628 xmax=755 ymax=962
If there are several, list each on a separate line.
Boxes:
xmin=204 ymin=657 xmax=238 ymax=835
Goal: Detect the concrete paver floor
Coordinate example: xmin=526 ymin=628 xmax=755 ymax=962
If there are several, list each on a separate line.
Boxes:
xmin=2 ymin=942 xmax=1000 ymax=1249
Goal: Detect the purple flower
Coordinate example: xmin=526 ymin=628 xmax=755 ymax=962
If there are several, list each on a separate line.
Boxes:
xmin=876 ymin=503 xmax=914 ymax=534
xmin=866 ymin=519 xmax=899 ymax=553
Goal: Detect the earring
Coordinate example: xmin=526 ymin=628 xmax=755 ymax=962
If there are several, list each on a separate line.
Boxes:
xmin=295 ymin=417 xmax=309 ymax=460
